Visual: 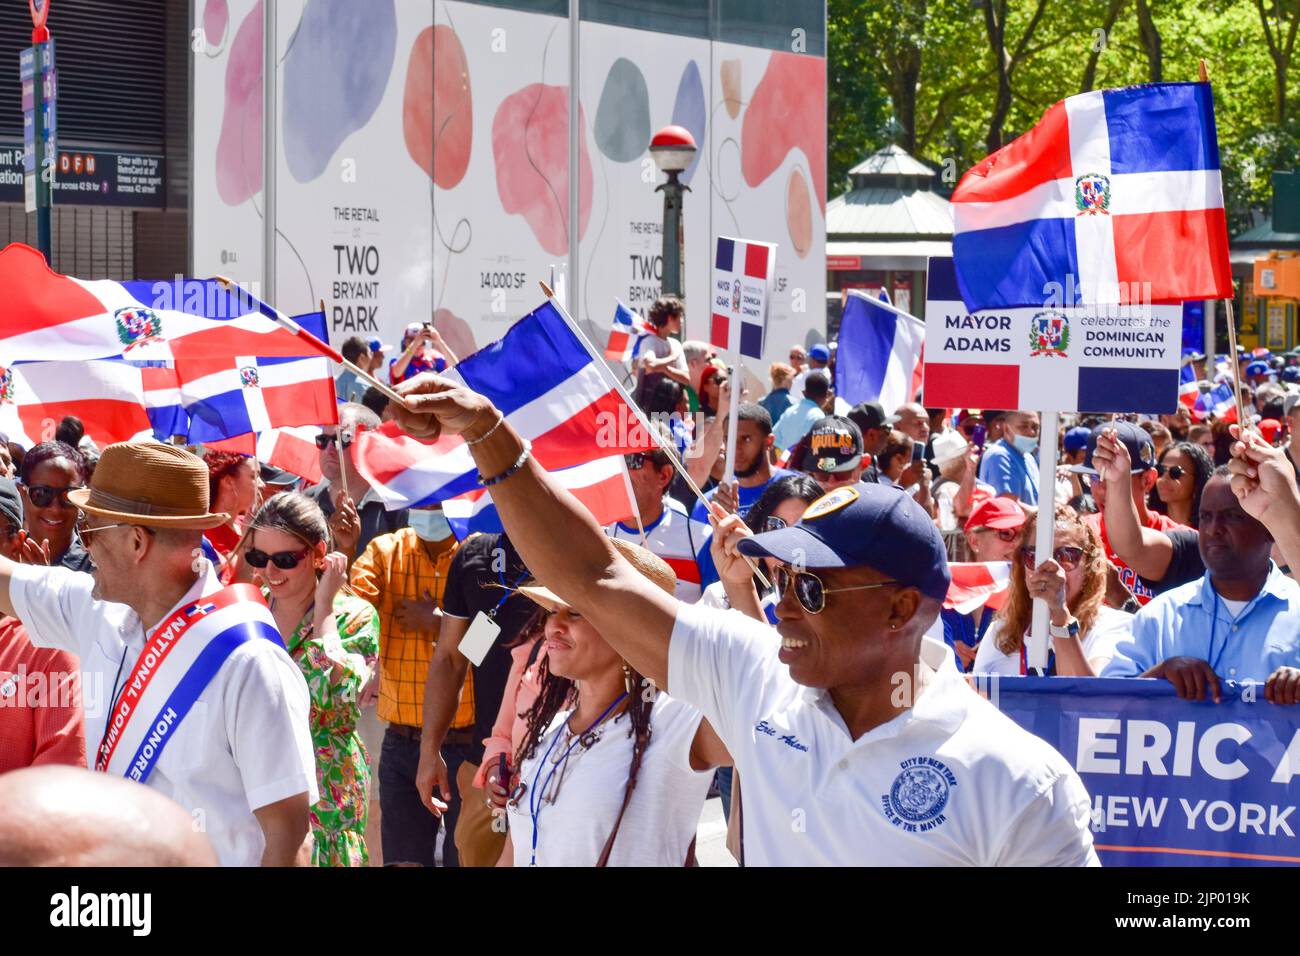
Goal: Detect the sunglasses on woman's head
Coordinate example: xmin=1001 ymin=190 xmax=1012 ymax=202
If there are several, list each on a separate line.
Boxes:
xmin=314 ymin=434 xmax=352 ymax=450
xmin=244 ymin=547 xmax=310 ymax=570
xmin=1020 ymin=546 xmax=1086 ymax=571
xmin=1156 ymin=464 xmax=1186 ymax=481
xmin=23 ymin=483 xmax=82 ymax=508
xmin=773 ymin=565 xmax=898 ymax=615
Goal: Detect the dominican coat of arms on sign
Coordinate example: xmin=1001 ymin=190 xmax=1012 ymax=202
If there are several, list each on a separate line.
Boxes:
xmin=1029 ymin=311 xmax=1070 ymax=357
xmin=240 ymin=366 xmax=260 ymax=388
xmin=1074 ymin=172 xmax=1111 ymax=216
xmin=0 ymin=367 xmax=14 ymax=404
xmin=114 ymin=307 xmax=164 ymax=351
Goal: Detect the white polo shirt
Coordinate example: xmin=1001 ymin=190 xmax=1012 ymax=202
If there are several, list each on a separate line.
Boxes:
xmin=10 ymin=560 xmax=318 ymax=866
xmin=668 ymin=601 xmax=1099 ymax=866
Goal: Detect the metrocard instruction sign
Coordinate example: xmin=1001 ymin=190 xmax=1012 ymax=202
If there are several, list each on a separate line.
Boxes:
xmin=923 ymin=257 xmax=1183 ymax=413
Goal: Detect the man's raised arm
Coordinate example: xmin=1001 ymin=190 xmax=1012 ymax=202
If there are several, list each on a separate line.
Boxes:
xmin=1093 ymin=428 xmax=1174 ymax=581
xmin=392 ymin=376 xmax=679 ymax=688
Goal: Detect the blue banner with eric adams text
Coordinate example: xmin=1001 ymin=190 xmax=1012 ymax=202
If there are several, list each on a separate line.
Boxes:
xmin=988 ymin=677 xmax=1300 ymax=866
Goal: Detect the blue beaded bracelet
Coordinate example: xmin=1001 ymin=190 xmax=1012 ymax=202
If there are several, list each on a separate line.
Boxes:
xmin=478 ymin=439 xmax=532 ymax=487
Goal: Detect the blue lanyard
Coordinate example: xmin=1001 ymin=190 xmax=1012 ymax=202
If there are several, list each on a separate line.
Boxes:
xmin=492 ymin=568 xmax=529 ymax=620
xmin=528 ymin=692 xmax=628 ymax=867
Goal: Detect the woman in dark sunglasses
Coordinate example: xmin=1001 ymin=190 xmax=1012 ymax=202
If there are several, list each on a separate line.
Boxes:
xmin=18 ymin=441 xmax=91 ymax=573
xmin=245 ymin=492 xmax=380 ymax=867
xmin=1151 ymin=441 xmax=1214 ymax=529
xmin=973 ymin=505 xmax=1133 ymax=677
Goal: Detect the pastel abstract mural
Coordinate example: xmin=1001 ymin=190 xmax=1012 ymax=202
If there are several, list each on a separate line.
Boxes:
xmin=215 ymin=0 xmax=262 ymax=206
xmin=404 ymin=25 xmax=473 ymax=188
xmin=741 ymin=52 xmax=826 ymax=207
xmin=282 ymin=0 xmax=397 ymax=184
xmin=492 ymin=84 xmax=592 ymax=257
xmin=786 ymin=167 xmax=812 ymax=258
xmin=203 ymin=0 xmax=228 ymax=46
xmin=670 ymin=60 xmax=705 ymax=184
xmin=720 ymin=59 xmax=742 ymax=119
xmin=594 ymin=58 xmax=650 ymax=163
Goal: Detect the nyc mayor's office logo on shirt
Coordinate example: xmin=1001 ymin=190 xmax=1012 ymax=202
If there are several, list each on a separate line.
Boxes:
xmin=882 ymin=757 xmax=957 ymax=832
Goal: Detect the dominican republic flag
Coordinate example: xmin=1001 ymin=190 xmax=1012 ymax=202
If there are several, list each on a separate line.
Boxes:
xmin=944 ymin=562 xmax=1011 ymax=615
xmin=353 ymin=299 xmax=653 ymax=536
xmin=1178 ymin=362 xmax=1200 ymax=411
xmin=207 ymin=425 xmax=325 ymax=485
xmin=710 ymin=237 xmax=775 ymax=359
xmin=950 ymin=83 xmax=1233 ymax=310
xmin=0 ymin=360 xmax=158 ymax=448
xmin=835 ymin=289 xmax=925 ymax=413
xmin=605 ymin=301 xmax=651 ymax=362
xmin=1193 ymin=380 xmax=1237 ymax=422
xmin=0 ymin=243 xmax=320 ymax=363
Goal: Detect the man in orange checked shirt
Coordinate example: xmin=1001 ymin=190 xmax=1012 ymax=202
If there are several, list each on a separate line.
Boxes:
xmin=350 ymin=505 xmax=474 ymax=867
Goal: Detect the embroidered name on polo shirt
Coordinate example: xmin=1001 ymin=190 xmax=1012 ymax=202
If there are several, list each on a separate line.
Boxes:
xmin=881 ymin=756 xmax=957 ymax=832
xmin=755 ymin=719 xmax=809 ymax=752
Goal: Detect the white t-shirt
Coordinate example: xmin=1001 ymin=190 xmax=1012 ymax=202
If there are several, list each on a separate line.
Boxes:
xmin=667 ymin=601 xmax=1098 ymax=866
xmin=10 ymin=561 xmax=318 ymax=867
xmin=972 ymin=605 xmax=1134 ymax=676
xmin=508 ymin=691 xmax=711 ymax=866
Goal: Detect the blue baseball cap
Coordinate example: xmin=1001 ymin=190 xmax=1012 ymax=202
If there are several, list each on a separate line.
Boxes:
xmin=809 ymin=343 xmax=831 ymax=363
xmin=738 ymin=482 xmax=951 ymax=602
xmin=1063 ymin=426 xmax=1092 ymax=454
xmin=1246 ymin=361 xmax=1270 ymax=377
xmin=367 ymin=336 xmax=393 ymax=354
xmin=1282 ymin=367 xmax=1300 ymax=384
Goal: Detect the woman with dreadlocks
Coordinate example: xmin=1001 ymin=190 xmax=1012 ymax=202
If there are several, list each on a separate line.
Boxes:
xmin=500 ymin=538 xmax=730 ymax=867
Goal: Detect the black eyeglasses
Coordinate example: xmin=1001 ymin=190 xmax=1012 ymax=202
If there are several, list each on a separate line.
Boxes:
xmin=976 ymin=526 xmax=1021 ymax=543
xmin=773 ymin=566 xmax=898 ymax=615
xmin=22 ymin=483 xmax=83 ymax=508
xmin=1156 ymin=464 xmax=1186 ymax=481
xmin=244 ymin=547 xmax=310 ymax=570
xmin=315 ymin=434 xmax=352 ymax=450
xmin=624 ymin=452 xmax=666 ymax=470
xmin=1020 ymin=546 xmax=1087 ymax=572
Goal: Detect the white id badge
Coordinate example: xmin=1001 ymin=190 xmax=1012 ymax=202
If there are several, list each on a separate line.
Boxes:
xmin=459 ymin=611 xmax=502 ymax=667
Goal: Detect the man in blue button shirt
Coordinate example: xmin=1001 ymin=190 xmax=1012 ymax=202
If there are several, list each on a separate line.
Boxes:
xmin=1103 ymin=468 xmax=1300 ymax=703
xmin=977 ymin=410 xmax=1040 ymax=505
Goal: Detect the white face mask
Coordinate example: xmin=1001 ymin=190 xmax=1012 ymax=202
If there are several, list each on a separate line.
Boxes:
xmin=408 ymin=508 xmax=452 ymax=542
xmin=1011 ymin=432 xmax=1038 ymax=455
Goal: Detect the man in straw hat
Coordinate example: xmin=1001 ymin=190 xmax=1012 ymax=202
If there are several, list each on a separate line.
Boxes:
xmin=390 ymin=374 xmax=1097 ymax=866
xmin=0 ymin=441 xmax=318 ymax=866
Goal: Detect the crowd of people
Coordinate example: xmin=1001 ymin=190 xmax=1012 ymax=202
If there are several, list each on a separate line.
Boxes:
xmin=3 ymin=295 xmax=1300 ymax=868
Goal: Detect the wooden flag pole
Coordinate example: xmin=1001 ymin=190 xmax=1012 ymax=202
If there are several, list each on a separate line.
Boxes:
xmin=539 ymin=281 xmax=770 ymax=589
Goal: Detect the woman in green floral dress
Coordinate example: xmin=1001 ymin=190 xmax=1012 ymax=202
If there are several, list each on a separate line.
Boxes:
xmin=246 ymin=491 xmax=380 ymax=867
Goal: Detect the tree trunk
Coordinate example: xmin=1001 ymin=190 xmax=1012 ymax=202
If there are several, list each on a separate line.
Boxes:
xmin=1135 ymin=0 xmax=1162 ymax=82
xmin=982 ymin=0 xmax=1011 ymax=152
xmin=1080 ymin=0 xmax=1127 ymax=93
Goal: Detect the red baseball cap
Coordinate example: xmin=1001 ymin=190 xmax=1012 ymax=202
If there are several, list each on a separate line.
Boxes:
xmin=965 ymin=496 xmax=1027 ymax=532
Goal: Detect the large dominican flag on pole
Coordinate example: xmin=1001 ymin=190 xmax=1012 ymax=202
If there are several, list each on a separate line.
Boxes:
xmin=950 ymin=83 xmax=1233 ymax=311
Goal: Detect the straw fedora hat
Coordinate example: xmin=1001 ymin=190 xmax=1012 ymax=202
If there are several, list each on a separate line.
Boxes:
xmin=516 ymin=537 xmax=677 ymax=612
xmin=67 ymin=441 xmax=231 ymax=530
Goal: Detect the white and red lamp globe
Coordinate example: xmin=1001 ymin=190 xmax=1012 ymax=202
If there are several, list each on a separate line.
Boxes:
xmin=649 ymin=125 xmax=697 ymax=175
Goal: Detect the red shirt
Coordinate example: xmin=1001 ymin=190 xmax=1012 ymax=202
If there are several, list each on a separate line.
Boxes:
xmin=0 ymin=616 xmax=86 ymax=771
xmin=1084 ymin=511 xmax=1187 ymax=607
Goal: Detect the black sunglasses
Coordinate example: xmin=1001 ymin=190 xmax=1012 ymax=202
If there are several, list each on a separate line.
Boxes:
xmin=773 ymin=566 xmax=898 ymax=615
xmin=23 ymin=483 xmax=83 ymax=508
xmin=244 ymin=547 xmax=310 ymax=570
xmin=315 ymin=434 xmax=352 ymax=450
xmin=1156 ymin=464 xmax=1186 ymax=481
xmin=763 ymin=515 xmax=787 ymax=533
xmin=1020 ymin=546 xmax=1087 ymax=572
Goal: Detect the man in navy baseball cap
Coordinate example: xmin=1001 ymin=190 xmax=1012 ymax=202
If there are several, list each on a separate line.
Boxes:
xmin=735 ymin=481 xmax=950 ymax=687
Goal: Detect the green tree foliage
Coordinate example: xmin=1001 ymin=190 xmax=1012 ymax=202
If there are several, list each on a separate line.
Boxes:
xmin=827 ymin=0 xmax=1300 ymax=232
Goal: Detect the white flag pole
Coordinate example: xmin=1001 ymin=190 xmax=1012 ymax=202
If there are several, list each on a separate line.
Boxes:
xmin=722 ymin=361 xmax=740 ymax=504
xmin=1027 ymin=410 xmax=1059 ymax=670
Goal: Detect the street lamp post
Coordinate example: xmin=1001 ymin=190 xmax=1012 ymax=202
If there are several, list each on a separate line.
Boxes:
xmin=650 ymin=125 xmax=696 ymax=300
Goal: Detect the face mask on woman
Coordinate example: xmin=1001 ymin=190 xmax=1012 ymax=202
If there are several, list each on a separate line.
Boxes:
xmin=408 ymin=508 xmax=452 ymax=542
